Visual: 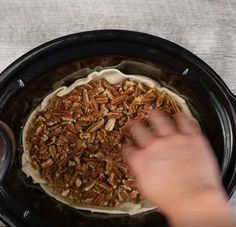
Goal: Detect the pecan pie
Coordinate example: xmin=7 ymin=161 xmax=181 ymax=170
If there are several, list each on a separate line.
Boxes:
xmin=22 ymin=69 xmax=195 ymax=214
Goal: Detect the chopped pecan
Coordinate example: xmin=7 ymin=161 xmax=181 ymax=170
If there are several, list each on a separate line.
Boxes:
xmin=46 ymin=116 xmax=60 ymax=126
xmin=41 ymin=158 xmax=53 ymax=168
xmin=81 ymin=163 xmax=89 ymax=175
xmin=66 ymin=132 xmax=78 ymax=142
xmin=80 ymin=114 xmax=98 ymax=121
xmin=83 ymin=189 xmax=98 ymax=198
xmin=49 ymin=126 xmax=62 ymax=137
xmin=90 ymin=97 xmax=99 ymax=112
xmin=49 ymin=145 xmax=56 ymax=158
xmin=66 ymin=122 xmax=77 ymax=134
xmin=107 ymin=112 xmax=123 ymax=119
xmin=102 ymin=80 xmax=119 ymax=96
xmin=96 ymin=162 xmax=105 ymax=177
xmin=31 ymin=160 xmax=39 ymax=169
xmin=105 ymin=119 xmax=116 ymax=131
xmin=82 ymin=180 xmax=96 ymax=191
xmin=58 ymin=134 xmax=68 ymax=144
xmin=88 ymin=80 xmax=99 ymax=89
xmin=53 ymin=110 xmax=74 ymax=121
xmin=26 ymin=77 xmax=184 ymax=207
xmin=111 ymin=94 xmax=128 ymax=105
xmin=97 ymin=182 xmax=113 ymax=193
xmin=86 ymin=119 xmax=105 ymax=133
xmin=108 ymin=172 xmax=120 ymax=189
xmin=103 ymin=89 xmax=114 ymax=99
xmin=122 ymin=178 xmax=137 ymax=188
xmin=95 ymin=94 xmax=109 ymax=104
xmin=96 ymin=131 xmax=107 ymax=143
xmin=35 ymin=124 xmax=44 ymax=136
xmin=39 ymin=145 xmax=47 ymax=154
xmin=61 ymin=189 xmax=70 ymax=197
xmin=115 ymin=162 xmax=128 ymax=176
xmin=79 ymin=132 xmax=91 ymax=140
xmin=156 ymin=91 xmax=166 ymax=107
xmin=101 ymin=106 xmax=109 ymax=117
xmin=80 ymin=83 xmax=93 ymax=90
xmin=82 ymin=198 xmax=94 ymax=204
xmin=92 ymin=193 xmax=105 ymax=206
xmin=82 ymin=89 xmax=90 ymax=108
xmin=170 ymin=98 xmax=181 ymax=112
xmin=75 ymin=120 xmax=88 ymax=128
xmin=44 ymin=110 xmax=53 ymax=120
xmin=117 ymin=188 xmax=128 ymax=203
xmin=138 ymin=82 xmax=148 ymax=92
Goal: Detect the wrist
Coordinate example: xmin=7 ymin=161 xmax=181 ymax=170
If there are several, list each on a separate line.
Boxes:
xmin=162 ymin=189 xmax=235 ymax=227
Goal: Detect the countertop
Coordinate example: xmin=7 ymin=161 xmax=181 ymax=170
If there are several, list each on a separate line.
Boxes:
xmin=0 ymin=0 xmax=235 ymax=226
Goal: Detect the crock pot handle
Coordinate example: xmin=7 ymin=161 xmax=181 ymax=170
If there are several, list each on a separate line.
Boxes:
xmin=0 ymin=121 xmax=15 ymax=184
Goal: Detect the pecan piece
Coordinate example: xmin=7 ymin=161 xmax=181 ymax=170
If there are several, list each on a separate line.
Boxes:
xmin=105 ymin=119 xmax=116 ymax=131
xmin=66 ymin=132 xmax=78 ymax=142
xmin=138 ymin=82 xmax=148 ymax=92
xmin=108 ymin=172 xmax=120 ymax=189
xmin=52 ymin=110 xmax=73 ymax=121
xmin=156 ymin=91 xmax=166 ymax=107
xmin=170 ymin=98 xmax=181 ymax=112
xmin=48 ymin=126 xmax=62 ymax=137
xmin=111 ymin=94 xmax=128 ymax=105
xmin=102 ymin=80 xmax=119 ymax=96
xmin=46 ymin=116 xmax=60 ymax=126
xmin=90 ymin=97 xmax=99 ymax=112
xmin=75 ymin=177 xmax=82 ymax=188
xmin=80 ymin=114 xmax=98 ymax=121
xmin=79 ymin=132 xmax=91 ymax=140
xmin=82 ymin=89 xmax=90 ymax=108
xmin=95 ymin=94 xmax=109 ymax=104
xmin=82 ymin=180 xmax=97 ymax=191
xmin=58 ymin=134 xmax=68 ymax=144
xmin=61 ymin=189 xmax=70 ymax=197
xmin=41 ymin=158 xmax=53 ymax=168
xmin=86 ymin=119 xmax=105 ymax=133
xmin=31 ymin=161 xmax=39 ymax=169
xmin=115 ymin=162 xmax=128 ymax=176
xmin=122 ymin=178 xmax=137 ymax=189
xmin=81 ymin=163 xmax=89 ymax=174
xmin=49 ymin=145 xmax=56 ymax=158
xmin=103 ymin=89 xmax=114 ymax=99
xmin=107 ymin=112 xmax=123 ymax=119
xmin=92 ymin=193 xmax=105 ymax=206
xmin=97 ymin=182 xmax=113 ymax=193
xmin=83 ymin=189 xmax=98 ymax=199
xmin=88 ymin=80 xmax=99 ymax=89
xmin=128 ymin=103 xmax=138 ymax=114
xmin=39 ymin=145 xmax=47 ymax=154
xmin=96 ymin=131 xmax=107 ymax=143
xmin=35 ymin=124 xmax=44 ymax=136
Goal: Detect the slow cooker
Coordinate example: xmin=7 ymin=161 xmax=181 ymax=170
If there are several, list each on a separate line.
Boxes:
xmin=0 ymin=30 xmax=236 ymax=227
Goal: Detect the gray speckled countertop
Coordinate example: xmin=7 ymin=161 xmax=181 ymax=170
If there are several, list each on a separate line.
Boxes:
xmin=0 ymin=0 xmax=235 ymax=226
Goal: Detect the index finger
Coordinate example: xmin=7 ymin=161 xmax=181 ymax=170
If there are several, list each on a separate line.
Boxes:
xmin=129 ymin=120 xmax=155 ymax=148
xmin=148 ymin=110 xmax=177 ymax=137
xmin=174 ymin=112 xmax=201 ymax=135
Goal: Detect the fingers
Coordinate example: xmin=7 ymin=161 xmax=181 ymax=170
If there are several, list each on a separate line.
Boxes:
xmin=129 ymin=120 xmax=155 ymax=148
xmin=174 ymin=112 xmax=200 ymax=135
xmin=127 ymin=111 xmax=199 ymax=150
xmin=148 ymin=110 xmax=177 ymax=136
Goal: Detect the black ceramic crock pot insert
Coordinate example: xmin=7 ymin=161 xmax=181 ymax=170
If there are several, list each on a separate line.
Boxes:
xmin=0 ymin=30 xmax=236 ymax=227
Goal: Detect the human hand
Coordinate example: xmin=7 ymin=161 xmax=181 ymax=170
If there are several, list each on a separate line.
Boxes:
xmin=122 ymin=111 xmax=235 ymax=226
